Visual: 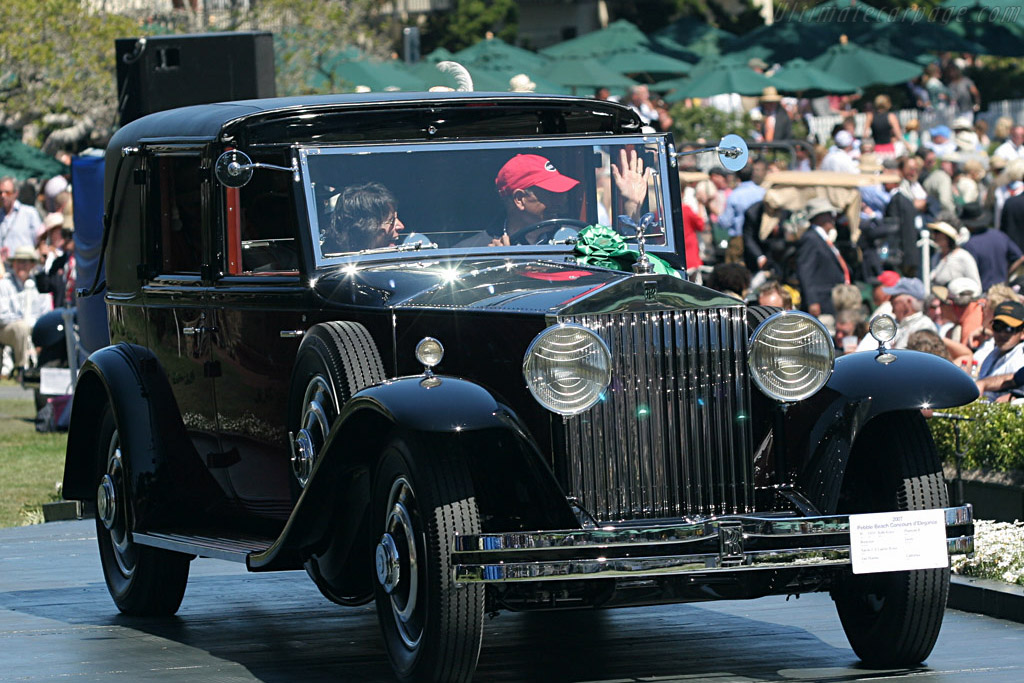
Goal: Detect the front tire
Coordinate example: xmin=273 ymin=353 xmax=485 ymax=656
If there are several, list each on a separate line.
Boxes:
xmin=372 ymin=436 xmax=485 ymax=683
xmin=832 ymin=411 xmax=949 ymax=667
xmin=95 ymin=405 xmax=191 ymax=616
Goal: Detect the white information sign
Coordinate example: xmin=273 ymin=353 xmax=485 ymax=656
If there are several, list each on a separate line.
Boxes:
xmin=39 ymin=367 xmax=73 ymax=396
xmin=850 ymin=509 xmax=948 ymax=574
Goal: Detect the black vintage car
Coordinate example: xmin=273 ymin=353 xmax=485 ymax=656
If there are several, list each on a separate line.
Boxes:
xmin=63 ymin=92 xmax=977 ymax=682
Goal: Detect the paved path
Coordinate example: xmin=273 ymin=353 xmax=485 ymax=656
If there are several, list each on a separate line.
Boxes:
xmin=1 ymin=520 xmax=1022 ymax=682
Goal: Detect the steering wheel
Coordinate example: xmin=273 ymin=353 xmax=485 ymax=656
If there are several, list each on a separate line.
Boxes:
xmin=507 ymin=218 xmax=589 ymax=245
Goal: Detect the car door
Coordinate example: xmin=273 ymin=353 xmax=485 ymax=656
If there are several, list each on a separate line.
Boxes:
xmin=207 ymin=164 xmax=312 ymax=523
xmin=140 ymin=148 xmax=232 ymax=502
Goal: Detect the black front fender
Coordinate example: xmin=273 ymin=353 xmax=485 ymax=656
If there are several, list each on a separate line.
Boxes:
xmin=250 ymin=375 xmax=576 ymax=574
xmin=784 ymin=349 xmax=978 ymax=513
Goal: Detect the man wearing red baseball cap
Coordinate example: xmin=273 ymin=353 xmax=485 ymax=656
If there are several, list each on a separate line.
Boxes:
xmin=487 ymin=148 xmax=650 ymax=246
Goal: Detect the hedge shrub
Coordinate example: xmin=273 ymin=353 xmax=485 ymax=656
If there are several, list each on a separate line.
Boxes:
xmin=928 ymin=401 xmax=1024 ymax=473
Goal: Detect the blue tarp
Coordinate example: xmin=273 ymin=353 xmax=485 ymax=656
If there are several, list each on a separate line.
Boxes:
xmin=71 ymin=154 xmax=109 ymax=354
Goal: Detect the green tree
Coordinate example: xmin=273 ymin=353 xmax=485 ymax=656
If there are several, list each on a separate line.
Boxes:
xmin=0 ymin=0 xmax=136 ymax=151
xmin=422 ymin=0 xmax=518 ymax=54
xmin=241 ymin=0 xmax=392 ymax=96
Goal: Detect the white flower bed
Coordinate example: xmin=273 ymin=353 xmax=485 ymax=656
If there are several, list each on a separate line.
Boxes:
xmin=952 ymin=520 xmax=1024 ymax=586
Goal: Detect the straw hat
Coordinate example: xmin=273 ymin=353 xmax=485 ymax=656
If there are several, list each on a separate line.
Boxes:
xmin=926 ymin=221 xmax=959 ymax=243
xmin=760 ymin=86 xmax=782 ymax=102
xmin=509 ymin=74 xmax=537 ymax=92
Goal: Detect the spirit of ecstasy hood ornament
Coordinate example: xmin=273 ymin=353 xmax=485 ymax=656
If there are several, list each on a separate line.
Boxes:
xmin=618 ymin=212 xmax=659 ymax=274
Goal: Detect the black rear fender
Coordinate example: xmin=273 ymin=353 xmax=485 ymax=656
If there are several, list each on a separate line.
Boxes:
xmin=63 ymin=344 xmax=221 ymax=530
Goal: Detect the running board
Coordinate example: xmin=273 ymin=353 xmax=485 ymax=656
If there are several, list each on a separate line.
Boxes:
xmin=133 ymin=531 xmax=274 ymax=563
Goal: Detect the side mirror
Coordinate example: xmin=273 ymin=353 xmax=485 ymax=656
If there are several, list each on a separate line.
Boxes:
xmin=214 ymin=150 xmax=299 ymax=188
xmin=672 ymin=135 xmax=749 ymax=172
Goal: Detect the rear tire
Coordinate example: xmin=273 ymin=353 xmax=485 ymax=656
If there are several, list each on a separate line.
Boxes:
xmin=95 ymin=405 xmax=191 ymax=616
xmin=832 ymin=411 xmax=949 ymax=667
xmin=372 ymin=436 xmax=485 ymax=683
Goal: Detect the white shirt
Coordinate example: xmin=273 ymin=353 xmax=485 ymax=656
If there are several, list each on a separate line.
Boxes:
xmin=893 ymin=311 xmax=937 ymax=349
xmin=979 ymin=341 xmax=1024 ymax=398
xmin=993 ymin=139 xmax=1024 ymax=162
xmin=820 ymin=148 xmax=859 ymax=174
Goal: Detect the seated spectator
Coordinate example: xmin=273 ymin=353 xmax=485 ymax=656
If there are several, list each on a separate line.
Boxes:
xmin=907 ymin=329 xmax=953 ymax=361
xmin=0 ymin=246 xmax=47 ymax=379
xmin=977 ymin=300 xmax=1024 ymax=399
xmin=709 ymin=262 xmax=751 ymax=301
xmin=938 ymin=277 xmax=985 ymax=349
xmin=756 ymin=280 xmax=793 ymax=310
xmin=971 ymin=283 xmax=1020 ymax=363
xmin=884 ymin=276 xmax=937 ymax=348
xmin=820 ymin=130 xmax=858 ymax=174
xmin=928 ymin=220 xmax=981 ymax=289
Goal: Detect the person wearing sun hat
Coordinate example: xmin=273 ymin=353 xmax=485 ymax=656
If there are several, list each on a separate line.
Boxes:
xmin=797 ymin=198 xmax=849 ymax=318
xmin=758 ymin=86 xmax=791 ymax=142
xmin=927 ymin=218 xmax=981 ymax=289
xmin=0 ymin=245 xmax=45 ymax=380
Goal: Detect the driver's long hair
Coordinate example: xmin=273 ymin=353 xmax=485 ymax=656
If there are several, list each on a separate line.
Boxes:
xmin=331 ymin=182 xmax=397 ymax=252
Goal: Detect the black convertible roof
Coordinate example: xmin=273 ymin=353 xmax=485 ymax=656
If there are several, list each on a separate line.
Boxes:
xmin=108 ymin=91 xmax=640 ymax=148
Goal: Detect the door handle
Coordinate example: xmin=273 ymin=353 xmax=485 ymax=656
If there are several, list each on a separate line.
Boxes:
xmin=280 ymin=330 xmax=305 ymax=339
xmin=183 ymin=326 xmax=217 ymax=336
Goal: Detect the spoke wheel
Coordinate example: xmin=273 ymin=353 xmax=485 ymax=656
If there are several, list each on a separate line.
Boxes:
xmin=372 ymin=437 xmax=484 ymax=683
xmin=832 ymin=411 xmax=950 ymax=667
xmin=94 ymin=405 xmax=190 ymax=616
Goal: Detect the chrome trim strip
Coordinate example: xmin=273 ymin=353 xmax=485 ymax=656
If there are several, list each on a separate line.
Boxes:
xmin=455 ymin=506 xmax=972 ymax=552
xmin=455 ymin=548 xmax=853 ymax=582
xmin=454 ymin=536 xmax=974 ymax=583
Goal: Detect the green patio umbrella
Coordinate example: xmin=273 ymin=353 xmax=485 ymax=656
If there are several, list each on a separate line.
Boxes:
xmin=421 ymin=47 xmax=456 ymax=64
xmin=544 ymin=58 xmax=638 ymax=94
xmin=807 ymin=38 xmax=924 ymax=88
xmin=541 ymin=19 xmax=651 ymax=59
xmin=657 ymin=64 xmax=775 ymax=101
xmin=318 ymin=58 xmax=427 ymax=92
xmin=852 ymin=20 xmax=986 ymax=61
xmin=0 ymin=127 xmax=64 ymax=182
xmin=798 ymin=0 xmax=893 ymax=22
xmin=458 ymin=63 xmax=572 ymax=95
xmin=651 ymin=17 xmax=735 ymax=59
xmin=599 ymin=49 xmax=692 ymax=82
xmin=454 ymin=37 xmax=549 ymax=71
xmin=768 ymin=58 xmax=859 ymax=95
xmin=723 ymin=20 xmax=848 ymax=63
xmin=940 ymin=4 xmax=1024 ymax=56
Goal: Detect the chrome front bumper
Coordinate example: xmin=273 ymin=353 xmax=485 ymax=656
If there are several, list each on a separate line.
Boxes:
xmin=453 ymin=505 xmax=974 ymax=583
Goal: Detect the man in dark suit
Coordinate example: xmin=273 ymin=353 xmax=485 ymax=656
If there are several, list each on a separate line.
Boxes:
xmin=1000 ymin=190 xmax=1024 ymax=251
xmin=797 ymin=198 xmax=850 ymax=317
xmin=884 ymin=189 xmax=923 ymax=277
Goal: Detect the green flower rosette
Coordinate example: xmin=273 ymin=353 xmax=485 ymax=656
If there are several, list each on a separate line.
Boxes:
xmin=573 ymin=224 xmax=681 ymax=278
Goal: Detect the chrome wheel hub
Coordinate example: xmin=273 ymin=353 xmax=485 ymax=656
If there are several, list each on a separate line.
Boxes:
xmin=376 ymin=533 xmax=401 ymax=593
xmin=97 ymin=474 xmax=117 ymax=530
xmin=103 ymin=434 xmax=137 ymax=578
xmin=292 ymin=375 xmax=335 ymax=488
xmin=383 ymin=476 xmax=422 ymax=649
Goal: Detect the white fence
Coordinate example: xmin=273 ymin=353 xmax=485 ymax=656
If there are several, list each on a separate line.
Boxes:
xmin=807 ymin=99 xmax=1024 ymax=145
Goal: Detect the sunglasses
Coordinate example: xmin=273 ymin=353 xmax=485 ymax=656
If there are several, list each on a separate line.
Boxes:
xmin=992 ymin=320 xmax=1023 ymax=333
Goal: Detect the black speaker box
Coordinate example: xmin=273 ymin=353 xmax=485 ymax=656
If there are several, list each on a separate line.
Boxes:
xmin=116 ymin=31 xmax=276 ymax=126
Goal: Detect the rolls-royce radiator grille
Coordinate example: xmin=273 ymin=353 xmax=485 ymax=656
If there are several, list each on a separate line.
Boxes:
xmin=561 ymin=308 xmax=753 ymax=522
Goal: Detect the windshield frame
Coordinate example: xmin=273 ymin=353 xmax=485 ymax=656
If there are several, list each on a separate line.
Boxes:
xmin=297 ymin=134 xmax=678 ymax=269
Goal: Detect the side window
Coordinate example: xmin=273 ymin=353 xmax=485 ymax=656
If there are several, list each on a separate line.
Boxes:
xmin=150 ymin=155 xmax=204 ymax=275
xmin=231 ymin=167 xmax=300 ymax=274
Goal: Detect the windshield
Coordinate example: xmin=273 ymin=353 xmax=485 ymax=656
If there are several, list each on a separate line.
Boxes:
xmin=299 ymin=135 xmax=675 ymax=266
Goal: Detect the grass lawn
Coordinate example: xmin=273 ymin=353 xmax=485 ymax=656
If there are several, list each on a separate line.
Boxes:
xmin=0 ymin=385 xmax=68 ymax=528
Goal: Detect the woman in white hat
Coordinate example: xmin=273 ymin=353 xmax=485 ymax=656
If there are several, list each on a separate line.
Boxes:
xmin=928 ymin=219 xmax=981 ymax=289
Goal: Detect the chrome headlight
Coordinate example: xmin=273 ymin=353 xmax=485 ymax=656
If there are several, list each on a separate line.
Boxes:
xmin=523 ymin=323 xmax=612 ymax=416
xmin=748 ymin=311 xmax=834 ymax=402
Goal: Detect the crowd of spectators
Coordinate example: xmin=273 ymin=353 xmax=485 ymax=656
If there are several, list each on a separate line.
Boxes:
xmin=0 ymin=163 xmax=76 ymax=381
xmin=667 ymin=56 xmax=1024 ymax=403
